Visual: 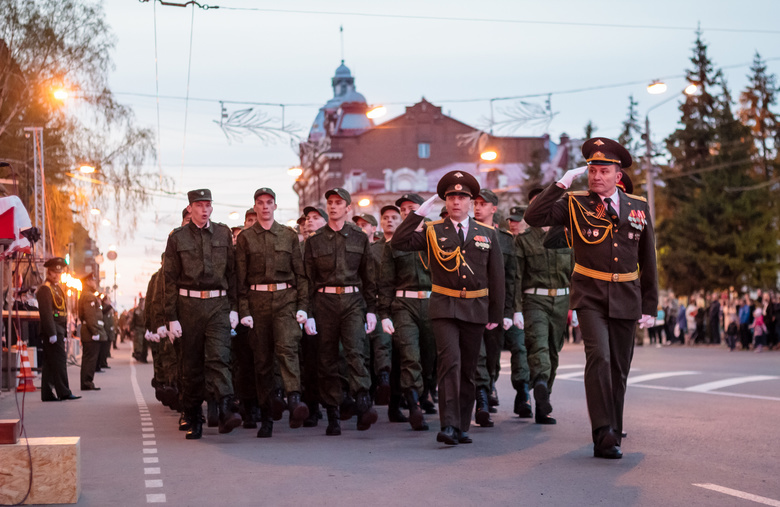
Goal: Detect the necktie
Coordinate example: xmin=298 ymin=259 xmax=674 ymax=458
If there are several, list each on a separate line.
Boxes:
xmin=604 ymin=197 xmax=618 ymax=225
xmin=458 ymin=223 xmax=465 ymax=245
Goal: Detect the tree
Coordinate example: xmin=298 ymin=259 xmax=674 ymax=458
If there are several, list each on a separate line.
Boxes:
xmin=618 ymin=95 xmax=643 ymax=192
xmin=739 ymin=51 xmax=780 ymax=181
xmin=583 ymin=120 xmax=596 ymax=139
xmin=0 ymin=0 xmax=160 ymax=255
xmin=658 ymin=32 xmax=779 ymax=293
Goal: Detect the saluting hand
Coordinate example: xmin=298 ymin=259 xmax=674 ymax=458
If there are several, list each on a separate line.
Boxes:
xmin=415 ymin=194 xmax=438 ymax=217
xmin=304 ymin=318 xmax=317 ymax=335
xmin=295 ymin=310 xmax=307 ymax=324
xmin=240 ymin=316 xmax=254 ymax=329
xmin=556 ymin=165 xmax=588 ymax=189
xmin=381 ymin=318 xmax=395 ymax=335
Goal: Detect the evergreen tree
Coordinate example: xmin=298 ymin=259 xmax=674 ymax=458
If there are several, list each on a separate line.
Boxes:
xmin=618 ymin=95 xmax=643 ymax=192
xmin=739 ymin=51 xmax=779 ymax=181
xmin=583 ymin=120 xmax=596 ymax=139
xmin=658 ymin=34 xmax=779 ymax=293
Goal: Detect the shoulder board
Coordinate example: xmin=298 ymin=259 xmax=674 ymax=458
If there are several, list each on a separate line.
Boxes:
xmin=474 ymin=220 xmax=494 ymax=230
xmin=567 ymin=191 xmax=589 ymax=197
xmin=310 ymin=227 xmax=324 ymax=237
xmin=213 ymin=222 xmax=230 ymax=231
xmin=168 ymin=225 xmax=184 ymax=236
xmin=497 ymin=227 xmax=511 ymax=237
xmin=427 ymin=219 xmax=445 ymax=226
xmin=625 ymin=193 xmax=647 ymax=202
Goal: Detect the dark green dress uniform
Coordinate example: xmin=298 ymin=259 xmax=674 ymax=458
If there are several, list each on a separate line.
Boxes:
xmin=367 ymin=237 xmax=392 ymax=402
xmin=131 ymin=300 xmax=148 ymax=363
xmin=236 ymin=219 xmax=310 ymax=431
xmin=144 ymin=271 xmax=164 ymax=384
xmin=37 ymin=275 xmax=74 ymax=400
xmin=78 ymin=285 xmax=107 ymax=390
xmin=524 ymin=137 xmax=658 ymax=458
xmin=514 ymin=226 xmax=574 ymax=423
xmin=163 ymin=218 xmax=238 ymax=420
xmin=392 ymin=188 xmax=505 ymax=443
xmin=474 ymin=225 xmax=516 ymax=426
xmin=304 ymin=220 xmax=377 ymax=428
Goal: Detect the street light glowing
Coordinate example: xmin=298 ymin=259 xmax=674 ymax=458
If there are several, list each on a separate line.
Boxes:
xmin=287 ymin=166 xmax=303 ymax=179
xmin=229 ymin=211 xmax=240 ymax=220
xmin=102 ymin=218 xmax=111 ymax=226
xmin=684 ymin=84 xmax=699 ymax=95
xmin=647 ymin=81 xmax=667 ymax=95
xmin=366 ymin=105 xmax=387 ymax=119
xmin=53 ymin=88 xmax=69 ymax=101
xmin=79 ymin=165 xmax=96 ymax=174
xmin=480 ymin=151 xmax=498 ymax=161
xmin=358 ymin=198 xmax=371 ymax=207
xmin=90 ymin=208 xmax=101 ymax=215
xmin=108 ymin=244 xmax=118 ymax=251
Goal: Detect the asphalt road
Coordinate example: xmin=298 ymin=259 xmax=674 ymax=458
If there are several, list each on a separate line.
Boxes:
xmin=2 ymin=340 xmax=779 ymax=506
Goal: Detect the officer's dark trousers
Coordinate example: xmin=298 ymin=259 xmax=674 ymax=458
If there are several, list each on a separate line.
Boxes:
xmin=391 ymin=298 xmax=431 ymax=394
xmin=313 ymin=292 xmax=370 ymax=407
xmin=98 ymin=340 xmax=110 ymax=368
xmin=80 ymin=339 xmax=100 ymax=388
xmin=41 ymin=329 xmax=71 ymax=400
xmin=432 ymin=318 xmax=484 ymax=431
xmin=578 ymin=309 xmax=635 ymax=442
xmin=177 ymin=296 xmax=233 ymax=410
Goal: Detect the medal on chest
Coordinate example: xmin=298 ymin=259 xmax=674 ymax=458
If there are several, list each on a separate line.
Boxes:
xmin=628 ymin=210 xmax=646 ymax=231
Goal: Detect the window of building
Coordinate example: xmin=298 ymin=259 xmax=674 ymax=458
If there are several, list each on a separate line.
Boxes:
xmin=418 ymin=143 xmax=430 ymax=159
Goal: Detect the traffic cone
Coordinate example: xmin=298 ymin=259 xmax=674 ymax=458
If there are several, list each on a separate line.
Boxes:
xmin=16 ymin=342 xmax=36 ymax=393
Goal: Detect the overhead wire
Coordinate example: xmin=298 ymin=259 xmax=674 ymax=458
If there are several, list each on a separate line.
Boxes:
xmin=180 ymin=4 xmax=196 ymax=182
xmin=152 ymin=0 xmax=163 ymax=186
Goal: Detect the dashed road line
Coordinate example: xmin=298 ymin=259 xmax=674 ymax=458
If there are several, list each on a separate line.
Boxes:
xmin=693 ymin=483 xmax=780 ymax=506
xmin=627 ymin=371 xmax=700 ymax=385
xmin=685 ymin=375 xmax=779 ymax=392
xmin=132 ymin=362 xmax=167 ymax=504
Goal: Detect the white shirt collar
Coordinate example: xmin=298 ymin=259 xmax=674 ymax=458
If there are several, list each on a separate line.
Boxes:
xmin=453 ymin=216 xmax=469 ymax=230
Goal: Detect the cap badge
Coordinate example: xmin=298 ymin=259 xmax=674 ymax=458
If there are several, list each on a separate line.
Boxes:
xmin=594 ymin=139 xmax=605 ymax=146
xmin=454 ymin=172 xmax=463 ymax=178
xmin=200 ymin=191 xmax=204 ymax=195
xmin=593 ymin=151 xmax=605 ymax=159
xmin=454 ymin=184 xmax=463 ymax=191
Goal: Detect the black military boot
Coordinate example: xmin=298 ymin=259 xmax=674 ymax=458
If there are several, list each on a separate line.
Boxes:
xmin=240 ymin=399 xmax=258 ymax=429
xmin=340 ymin=392 xmax=356 ymax=421
xmin=387 ymin=393 xmax=409 ymax=423
xmin=326 ymin=406 xmax=341 ymax=436
xmin=206 ymin=400 xmax=219 ymax=427
xmin=185 ymin=407 xmax=203 ymax=440
xmin=287 ymin=392 xmax=310 ymax=429
xmin=513 ymin=381 xmax=533 ymax=418
xmin=218 ymin=397 xmax=243 ymax=434
xmin=178 ymin=411 xmax=191 ymax=432
xmin=488 ymin=382 xmax=499 ymax=413
xmin=303 ymin=401 xmax=319 ymax=427
xmin=420 ymin=386 xmax=437 ymax=415
xmin=355 ymin=390 xmax=379 ymax=431
xmin=475 ymin=387 xmax=494 ymax=427
xmin=405 ymin=390 xmax=429 ymax=431
xmin=533 ymin=380 xmax=553 ymax=417
xmin=256 ymin=406 xmax=273 ymax=438
xmin=374 ymin=369 xmax=391 ymax=406
xmin=271 ymin=388 xmax=287 ymax=421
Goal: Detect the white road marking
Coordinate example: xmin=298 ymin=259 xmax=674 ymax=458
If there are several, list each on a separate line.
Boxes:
xmin=143 ymin=448 xmax=158 ymax=454
xmin=146 ymin=480 xmax=163 ymax=488
xmin=143 ymin=434 xmax=155 ymax=439
xmin=627 ymin=371 xmax=699 ymax=385
xmin=144 ymin=457 xmax=159 ymax=464
xmin=146 ymin=493 xmax=166 ymax=503
xmin=556 ymin=364 xmax=586 ymax=370
xmin=132 ymin=363 xmax=168 ymax=504
xmin=556 ymin=371 xmax=585 ymax=380
xmin=685 ymin=375 xmax=779 ymax=393
xmin=145 ymin=467 xmax=161 ymax=475
xmin=693 ymin=483 xmax=780 ymax=506
xmin=143 ymin=440 xmax=157 ymax=446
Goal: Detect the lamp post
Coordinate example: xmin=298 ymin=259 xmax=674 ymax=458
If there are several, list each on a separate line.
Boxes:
xmin=643 ymin=82 xmax=698 ymax=221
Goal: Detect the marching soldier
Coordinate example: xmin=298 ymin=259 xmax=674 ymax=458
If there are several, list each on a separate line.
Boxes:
xmin=472 ymin=189 xmax=517 ymax=427
xmin=78 ymin=273 xmax=107 ymax=391
xmin=391 ymin=171 xmax=505 ymax=445
xmin=353 ymin=213 xmax=379 ymax=244
xmin=303 ymin=188 xmax=378 ymax=435
xmin=236 ymin=187 xmax=310 ymax=438
xmin=38 ymin=257 xmax=80 ymax=401
xmin=524 ymin=137 xmax=658 ymax=459
xmin=163 ymin=189 xmax=243 ymax=439
xmin=514 ymin=187 xmax=574 ymax=425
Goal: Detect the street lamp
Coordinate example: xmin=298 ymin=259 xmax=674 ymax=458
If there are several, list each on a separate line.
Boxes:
xmin=480 ymin=150 xmax=498 ymax=161
xmin=643 ymin=81 xmax=699 ymax=221
xmin=287 ymin=166 xmax=303 ymax=179
xmin=79 ymin=165 xmax=96 ymax=174
xmin=366 ymin=105 xmax=387 ymax=119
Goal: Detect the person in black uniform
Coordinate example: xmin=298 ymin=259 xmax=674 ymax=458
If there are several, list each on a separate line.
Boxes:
xmin=392 ymin=171 xmax=505 ymax=445
xmin=524 ymin=138 xmax=658 ymax=459
xmin=78 ymin=273 xmax=107 ymax=391
xmin=37 ymin=258 xmax=80 ymax=401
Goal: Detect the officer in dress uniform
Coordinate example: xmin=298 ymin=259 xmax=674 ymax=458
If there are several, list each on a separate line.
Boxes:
xmin=78 ymin=273 xmax=107 ymax=391
xmin=38 ymin=258 xmax=80 ymax=401
xmin=524 ymin=138 xmax=658 ymax=459
xmin=392 ymin=171 xmax=505 ymax=445
xmin=163 ymin=189 xmax=243 ymax=440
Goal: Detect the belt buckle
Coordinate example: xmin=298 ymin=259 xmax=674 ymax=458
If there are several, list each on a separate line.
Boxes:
xmin=548 ymin=289 xmax=556 ymax=297
xmin=459 ymin=289 xmax=467 ymax=299
xmin=336 ymin=287 xmax=345 ymax=295
xmin=268 ymin=284 xmax=276 ymax=292
xmin=611 ymin=273 xmax=619 ymax=282
xmin=418 ymin=291 xmax=425 ymax=299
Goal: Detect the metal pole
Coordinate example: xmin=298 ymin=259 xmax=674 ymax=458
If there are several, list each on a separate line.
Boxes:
xmin=644 ymin=115 xmax=656 ymax=222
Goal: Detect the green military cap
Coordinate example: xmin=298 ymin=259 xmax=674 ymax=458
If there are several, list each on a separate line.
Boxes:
xmin=187 ymin=188 xmax=212 ymax=203
xmin=439 ymin=205 xmax=449 ymax=218
xmin=582 ymin=137 xmax=632 ymax=168
xmin=380 ymin=205 xmax=400 ymax=216
xmin=296 ymin=215 xmax=306 ymax=225
xmin=528 ymin=187 xmax=544 ymax=202
xmin=80 ymin=272 xmax=97 ymax=284
xmin=616 ymin=170 xmax=634 ymax=194
xmin=507 ymin=205 xmax=527 ymax=222
xmin=325 ymin=187 xmax=351 ymax=204
xmin=395 ymin=193 xmax=424 ymax=207
xmin=245 ymin=208 xmax=257 ymax=218
xmin=303 ymin=206 xmax=327 ymax=220
xmin=181 ymin=207 xmax=191 ymax=220
xmin=43 ymin=257 xmax=67 ymax=273
xmin=231 ymin=226 xmax=242 ymax=234
xmin=352 ymin=213 xmax=377 ymax=227
xmin=477 ymin=188 xmax=498 ymax=205
xmin=436 ymin=170 xmax=480 ymax=199
xmin=253 ymin=187 xmax=276 ymax=201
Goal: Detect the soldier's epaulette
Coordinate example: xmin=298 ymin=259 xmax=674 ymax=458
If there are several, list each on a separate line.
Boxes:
xmin=426 ymin=219 xmax=445 ymax=226
xmin=625 ymin=193 xmax=647 ymax=202
xmin=475 ymin=220 xmax=494 ymax=230
xmin=567 ymin=191 xmax=589 ymax=197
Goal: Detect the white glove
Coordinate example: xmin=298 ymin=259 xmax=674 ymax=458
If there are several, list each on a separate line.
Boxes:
xmin=382 ymin=318 xmax=395 ymax=335
xmin=144 ymin=330 xmax=152 ymax=340
xmin=485 ymin=322 xmax=499 ymax=330
xmin=415 ymin=194 xmax=438 ymax=217
xmin=365 ymin=313 xmax=377 ymax=334
xmin=168 ymin=321 xmax=183 ymax=338
xmin=304 ymin=318 xmax=317 ymax=335
xmin=296 ymin=310 xmax=307 ymax=324
xmin=557 ymin=165 xmax=588 ymax=189
xmin=92 ymin=334 xmax=100 ymax=341
xmin=229 ymin=311 xmax=239 ymax=329
xmin=150 ymin=333 xmax=160 ymax=343
xmin=49 ymin=335 xmax=57 ymax=344
xmin=240 ymin=316 xmax=254 ymax=329
xmin=513 ymin=312 xmax=525 ymax=329
xmin=638 ymin=314 xmax=655 ymax=329
xmin=156 ymin=326 xmax=168 ymax=338
xmin=503 ymin=318 xmax=512 ymax=331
